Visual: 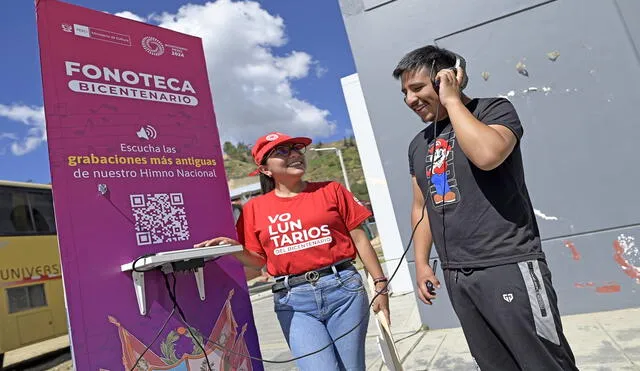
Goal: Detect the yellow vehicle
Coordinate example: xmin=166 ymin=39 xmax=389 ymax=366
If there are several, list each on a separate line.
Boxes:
xmin=0 ymin=180 xmax=68 ymax=366
xmin=0 ymin=180 xmax=260 ymax=365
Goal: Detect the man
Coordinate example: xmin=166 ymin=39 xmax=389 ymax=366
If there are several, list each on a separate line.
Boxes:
xmin=393 ymin=45 xmax=578 ymax=370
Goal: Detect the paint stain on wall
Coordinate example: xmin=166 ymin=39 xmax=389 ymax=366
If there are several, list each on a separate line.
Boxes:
xmin=575 ymin=281 xmax=620 ymax=294
xmin=534 ymin=208 xmax=559 ymax=221
xmin=596 ymin=284 xmax=621 ymax=294
xmin=613 ymin=234 xmax=640 ymax=283
xmin=563 ymin=240 xmax=581 ymax=261
xmin=574 ymin=282 xmax=595 ymax=288
xmin=516 ymin=61 xmax=529 ymax=77
xmin=547 ymin=51 xmax=560 ymax=61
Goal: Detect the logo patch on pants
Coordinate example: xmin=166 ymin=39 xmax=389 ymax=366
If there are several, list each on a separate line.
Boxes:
xmin=503 ymin=293 xmax=514 ymax=303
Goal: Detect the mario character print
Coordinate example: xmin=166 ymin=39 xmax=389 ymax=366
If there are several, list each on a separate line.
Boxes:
xmin=426 ymin=134 xmax=460 ymax=207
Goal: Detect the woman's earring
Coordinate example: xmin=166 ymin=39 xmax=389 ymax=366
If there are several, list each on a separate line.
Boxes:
xmin=259 ymin=167 xmax=272 ymax=177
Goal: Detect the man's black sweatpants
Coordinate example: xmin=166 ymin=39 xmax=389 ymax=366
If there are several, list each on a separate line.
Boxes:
xmin=443 ymin=259 xmax=579 ymax=370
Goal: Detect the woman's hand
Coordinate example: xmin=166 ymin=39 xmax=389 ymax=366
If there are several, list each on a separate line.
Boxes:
xmin=193 ymin=236 xmax=240 ymax=248
xmin=372 ymin=281 xmax=391 ymax=326
xmin=194 ymin=237 xmax=267 ymax=269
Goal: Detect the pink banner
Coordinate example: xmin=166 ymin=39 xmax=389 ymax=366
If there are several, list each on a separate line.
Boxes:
xmin=36 ymin=0 xmax=262 ymax=369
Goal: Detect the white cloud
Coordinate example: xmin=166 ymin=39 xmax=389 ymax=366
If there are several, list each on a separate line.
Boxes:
xmin=1 ymin=1 xmax=335 ymax=156
xmin=0 ymin=133 xmax=18 ymax=140
xmin=0 ymin=104 xmax=46 ymax=156
xmin=314 ymin=63 xmax=329 ymax=78
xmin=151 ymin=0 xmax=335 ymax=144
xmin=114 ymin=11 xmax=146 ymax=23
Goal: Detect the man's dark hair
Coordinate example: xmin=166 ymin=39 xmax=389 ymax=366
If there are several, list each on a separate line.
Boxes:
xmin=392 ymin=45 xmax=459 ymax=80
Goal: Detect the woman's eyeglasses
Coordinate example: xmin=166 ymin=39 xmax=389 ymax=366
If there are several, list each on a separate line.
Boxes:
xmin=269 ymin=143 xmax=307 ymax=157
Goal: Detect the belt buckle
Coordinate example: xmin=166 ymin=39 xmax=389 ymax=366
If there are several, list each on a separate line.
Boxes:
xmin=304 ymin=270 xmax=320 ymax=284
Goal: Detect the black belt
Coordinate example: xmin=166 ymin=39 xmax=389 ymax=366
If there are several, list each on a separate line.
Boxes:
xmin=271 ymin=260 xmax=354 ymax=293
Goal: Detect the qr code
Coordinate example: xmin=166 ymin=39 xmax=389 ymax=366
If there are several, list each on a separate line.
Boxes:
xmin=130 ymin=193 xmax=190 ymax=246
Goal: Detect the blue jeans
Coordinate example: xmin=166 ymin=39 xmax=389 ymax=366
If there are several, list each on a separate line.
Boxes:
xmin=273 ymin=266 xmax=370 ymax=370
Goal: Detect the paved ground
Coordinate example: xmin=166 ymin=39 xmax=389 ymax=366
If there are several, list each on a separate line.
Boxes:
xmin=251 ymin=282 xmax=640 ymax=371
xmin=6 ymin=279 xmax=640 ymax=370
xmin=2 ymin=335 xmax=70 ymax=370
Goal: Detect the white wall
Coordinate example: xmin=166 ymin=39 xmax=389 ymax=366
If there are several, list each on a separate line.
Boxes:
xmin=341 ymin=73 xmax=414 ymax=294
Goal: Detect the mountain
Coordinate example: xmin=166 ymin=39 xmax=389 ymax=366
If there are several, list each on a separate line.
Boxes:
xmin=222 ymin=137 xmax=371 ymax=202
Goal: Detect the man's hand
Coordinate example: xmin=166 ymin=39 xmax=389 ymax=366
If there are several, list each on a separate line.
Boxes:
xmin=416 ymin=264 xmax=440 ymax=305
xmin=435 ymin=66 xmax=464 ymax=108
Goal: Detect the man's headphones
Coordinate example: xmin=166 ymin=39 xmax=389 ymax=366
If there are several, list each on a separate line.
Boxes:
xmin=432 ymin=52 xmax=468 ymax=93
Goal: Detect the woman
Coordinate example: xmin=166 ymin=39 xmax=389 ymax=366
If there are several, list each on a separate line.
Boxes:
xmin=195 ymin=132 xmax=390 ymax=370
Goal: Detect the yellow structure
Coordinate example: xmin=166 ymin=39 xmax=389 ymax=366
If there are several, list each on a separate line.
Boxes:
xmin=0 ymin=180 xmax=68 ymax=364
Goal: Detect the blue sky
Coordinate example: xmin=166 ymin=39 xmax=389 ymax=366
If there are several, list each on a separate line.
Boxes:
xmin=0 ymin=0 xmax=356 ymax=183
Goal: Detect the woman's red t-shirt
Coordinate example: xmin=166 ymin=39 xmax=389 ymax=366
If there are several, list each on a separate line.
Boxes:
xmin=236 ymin=181 xmax=372 ymax=276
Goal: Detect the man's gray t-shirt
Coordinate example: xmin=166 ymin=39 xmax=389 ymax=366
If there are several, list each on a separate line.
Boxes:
xmin=408 ymin=97 xmax=545 ymax=269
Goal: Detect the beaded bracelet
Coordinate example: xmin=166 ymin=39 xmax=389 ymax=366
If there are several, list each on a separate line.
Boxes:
xmin=375 ymin=287 xmax=389 ymax=295
xmin=373 ymin=276 xmax=388 ymax=284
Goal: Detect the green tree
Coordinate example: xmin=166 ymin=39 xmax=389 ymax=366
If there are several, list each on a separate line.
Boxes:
xmin=350 ymin=182 xmax=370 ymax=202
xmin=236 ymin=142 xmax=251 ymax=161
xmin=223 ymin=141 xmax=236 ymax=157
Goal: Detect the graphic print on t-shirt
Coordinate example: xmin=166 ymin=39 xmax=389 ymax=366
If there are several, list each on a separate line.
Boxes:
xmin=426 ymin=132 xmax=460 ymax=207
xmin=267 ymin=212 xmax=333 ymax=255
